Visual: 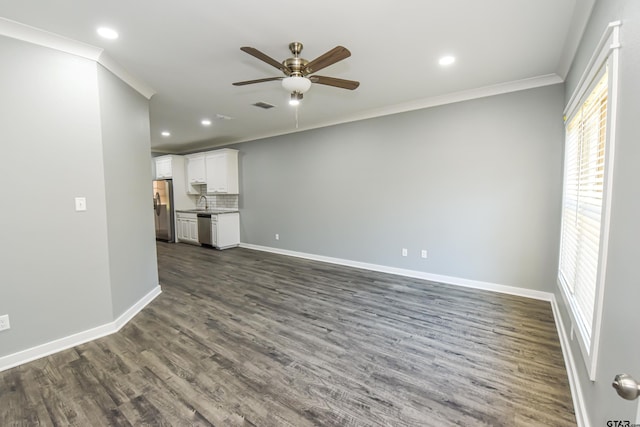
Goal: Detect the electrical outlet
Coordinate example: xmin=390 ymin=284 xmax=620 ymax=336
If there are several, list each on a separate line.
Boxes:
xmin=0 ymin=314 xmax=10 ymax=332
xmin=402 ymin=248 xmax=408 ymax=257
xmin=275 ymin=233 xmax=280 ymax=240
xmin=421 ymin=249 xmax=428 ymax=259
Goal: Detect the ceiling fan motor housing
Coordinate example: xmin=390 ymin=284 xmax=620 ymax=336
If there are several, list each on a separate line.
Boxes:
xmin=283 ymin=57 xmax=309 ymax=77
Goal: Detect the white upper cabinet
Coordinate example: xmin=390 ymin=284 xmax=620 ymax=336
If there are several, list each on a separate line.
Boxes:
xmin=186 ymin=154 xmax=206 ymax=184
xmin=154 ymin=155 xmax=173 ymax=179
xmin=205 ymin=149 xmax=238 ymax=194
xmin=185 ymin=153 xmax=206 ymax=194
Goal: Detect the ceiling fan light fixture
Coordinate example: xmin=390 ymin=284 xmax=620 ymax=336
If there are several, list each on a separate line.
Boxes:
xmin=282 ymin=76 xmax=311 ymax=94
xmin=289 ymin=92 xmax=303 ymax=106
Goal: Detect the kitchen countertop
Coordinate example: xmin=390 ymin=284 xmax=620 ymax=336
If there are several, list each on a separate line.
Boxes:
xmin=176 ymin=209 xmax=239 ymax=215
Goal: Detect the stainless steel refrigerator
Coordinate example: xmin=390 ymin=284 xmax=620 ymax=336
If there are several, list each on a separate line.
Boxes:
xmin=152 ymin=179 xmax=175 ymax=242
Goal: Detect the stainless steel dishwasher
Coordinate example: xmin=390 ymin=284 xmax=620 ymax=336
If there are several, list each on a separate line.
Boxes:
xmin=197 ymin=213 xmax=212 ymax=246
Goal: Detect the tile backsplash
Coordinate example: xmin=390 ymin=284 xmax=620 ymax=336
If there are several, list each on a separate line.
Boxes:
xmin=195 ymin=191 xmax=238 ymax=210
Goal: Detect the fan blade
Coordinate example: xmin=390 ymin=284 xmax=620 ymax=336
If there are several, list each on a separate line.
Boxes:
xmin=309 ymin=75 xmax=360 ymax=90
xmin=240 ymin=47 xmax=290 ymax=74
xmin=232 ymin=77 xmax=283 ymax=86
xmin=304 ymin=46 xmax=351 ymax=74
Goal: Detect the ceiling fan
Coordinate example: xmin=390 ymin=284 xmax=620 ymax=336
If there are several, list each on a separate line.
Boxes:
xmin=233 ymin=42 xmax=360 ymax=105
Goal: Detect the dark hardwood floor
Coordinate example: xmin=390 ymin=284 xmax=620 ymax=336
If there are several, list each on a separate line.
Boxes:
xmin=1 ymin=242 xmax=576 ymax=426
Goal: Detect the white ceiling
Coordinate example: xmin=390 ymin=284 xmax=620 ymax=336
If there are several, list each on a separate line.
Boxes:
xmin=0 ymin=0 xmax=593 ymax=153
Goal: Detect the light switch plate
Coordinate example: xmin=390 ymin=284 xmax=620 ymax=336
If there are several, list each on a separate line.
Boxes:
xmin=0 ymin=314 xmax=10 ymax=332
xmin=75 ymin=197 xmax=87 ymax=211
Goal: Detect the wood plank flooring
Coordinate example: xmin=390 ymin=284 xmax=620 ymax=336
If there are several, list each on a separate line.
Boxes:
xmin=0 ymin=242 xmax=576 ymax=426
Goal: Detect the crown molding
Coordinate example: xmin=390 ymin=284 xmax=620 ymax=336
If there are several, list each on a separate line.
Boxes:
xmin=0 ymin=17 xmax=102 ymax=59
xmin=338 ymin=73 xmax=564 ymax=124
xmin=98 ymin=51 xmax=155 ymax=99
xmin=0 ymin=17 xmax=155 ymax=99
xmin=216 ymin=73 xmax=564 ymax=150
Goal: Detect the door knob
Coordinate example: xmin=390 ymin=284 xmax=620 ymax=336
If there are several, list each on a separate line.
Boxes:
xmin=612 ymin=374 xmax=640 ymax=400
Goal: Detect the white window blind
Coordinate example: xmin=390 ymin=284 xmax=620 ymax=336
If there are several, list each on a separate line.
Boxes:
xmin=558 ymin=69 xmax=608 ymax=346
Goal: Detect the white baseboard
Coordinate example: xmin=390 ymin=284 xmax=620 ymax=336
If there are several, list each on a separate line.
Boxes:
xmin=113 ymin=285 xmax=162 ymax=332
xmin=240 ymin=242 xmax=586 ymax=425
xmin=1 ymin=246 xmax=587 ymax=423
xmin=0 ymin=285 xmax=161 ymax=373
xmin=550 ymin=296 xmax=589 ymax=427
xmin=239 ymin=243 xmax=554 ymax=302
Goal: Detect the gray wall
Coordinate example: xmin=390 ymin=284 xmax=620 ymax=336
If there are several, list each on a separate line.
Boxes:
xmin=556 ymin=0 xmax=640 ymax=423
xmin=0 ymin=36 xmax=113 ymax=355
xmin=97 ymin=66 xmax=159 ymax=318
xmin=0 ymin=35 xmax=158 ymax=358
xmin=236 ymin=84 xmax=565 ymax=293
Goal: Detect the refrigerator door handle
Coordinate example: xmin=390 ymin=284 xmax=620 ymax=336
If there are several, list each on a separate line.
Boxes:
xmin=154 ymin=192 xmax=161 ymax=215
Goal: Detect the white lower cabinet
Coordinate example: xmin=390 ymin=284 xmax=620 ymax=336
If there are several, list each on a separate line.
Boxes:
xmin=176 ymin=211 xmax=239 ymax=249
xmin=176 ymin=212 xmax=199 ymax=244
xmin=211 ymin=213 xmax=240 ymax=249
xmin=211 ymin=216 xmax=218 ymax=247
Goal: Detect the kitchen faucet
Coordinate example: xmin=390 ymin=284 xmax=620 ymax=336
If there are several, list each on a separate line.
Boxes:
xmin=198 ymin=195 xmax=209 ymax=210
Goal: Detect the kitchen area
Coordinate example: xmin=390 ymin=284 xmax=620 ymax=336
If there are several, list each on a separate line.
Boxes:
xmin=152 ymin=148 xmax=240 ymax=250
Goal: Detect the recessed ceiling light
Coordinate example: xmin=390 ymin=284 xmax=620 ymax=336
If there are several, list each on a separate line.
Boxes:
xmin=96 ymin=27 xmax=119 ymax=40
xmin=161 ymin=131 xmax=171 ymax=137
xmin=201 ymin=119 xmax=212 ymax=126
xmin=439 ymin=55 xmax=456 ymax=66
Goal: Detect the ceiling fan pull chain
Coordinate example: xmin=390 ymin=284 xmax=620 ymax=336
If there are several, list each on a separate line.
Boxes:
xmin=295 ymin=105 xmax=299 ymax=129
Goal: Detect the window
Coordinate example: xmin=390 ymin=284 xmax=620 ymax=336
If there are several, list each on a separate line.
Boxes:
xmin=559 ymin=70 xmax=607 ymax=338
xmin=558 ymin=21 xmax=619 ymax=380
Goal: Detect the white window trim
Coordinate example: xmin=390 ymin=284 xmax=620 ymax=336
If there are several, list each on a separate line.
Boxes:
xmin=559 ymin=20 xmax=620 ymax=382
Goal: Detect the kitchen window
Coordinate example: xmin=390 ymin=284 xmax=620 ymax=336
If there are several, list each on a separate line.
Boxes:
xmin=558 ymin=21 xmax=620 ymax=380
